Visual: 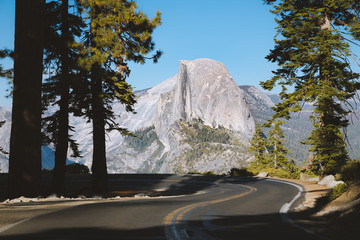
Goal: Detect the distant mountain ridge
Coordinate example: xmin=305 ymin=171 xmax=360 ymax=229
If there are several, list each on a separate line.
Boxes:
xmin=1 ymin=58 xmax=360 ymax=173
xmin=104 ymin=58 xmax=256 ymax=173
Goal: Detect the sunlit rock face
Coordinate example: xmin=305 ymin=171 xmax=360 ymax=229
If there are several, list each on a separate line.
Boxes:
xmin=0 ymin=59 xmax=257 ymax=174
xmin=155 ymin=58 xmax=255 ymax=151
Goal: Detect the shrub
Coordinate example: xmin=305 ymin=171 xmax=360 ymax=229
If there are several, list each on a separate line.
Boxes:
xmin=228 ymin=167 xmax=254 ymax=177
xmin=264 ymin=167 xmax=299 ymax=179
xmin=341 ymin=160 xmax=360 ymax=183
xmin=329 ymin=183 xmax=349 ymax=201
xmin=315 ymin=183 xmax=350 ymax=206
xmin=301 ymin=169 xmax=318 ymax=177
xmin=204 ymin=171 xmax=217 ymax=175
xmin=246 ymin=163 xmax=300 ymax=179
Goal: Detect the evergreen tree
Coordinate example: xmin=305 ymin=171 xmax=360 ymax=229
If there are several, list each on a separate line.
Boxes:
xmin=42 ymin=0 xmax=85 ymax=194
xmin=0 ymin=50 xmax=12 ymax=80
xmin=77 ymin=0 xmax=162 ymax=193
xmin=249 ymin=123 xmax=268 ymax=167
xmin=262 ymin=0 xmax=360 ymax=175
xmin=267 ymin=120 xmax=290 ymax=169
xmin=8 ymin=0 xmax=45 ymax=198
xmin=306 ymin=109 xmax=349 ymax=175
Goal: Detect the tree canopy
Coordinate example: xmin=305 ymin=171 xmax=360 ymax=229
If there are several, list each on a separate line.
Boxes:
xmin=75 ymin=0 xmax=162 ymax=193
xmin=4 ymin=0 xmax=162 ymax=196
xmin=262 ymin=0 xmax=360 ymax=175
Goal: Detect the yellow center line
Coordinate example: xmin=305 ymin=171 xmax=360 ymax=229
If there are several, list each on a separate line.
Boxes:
xmin=163 ymin=184 xmax=257 ymax=239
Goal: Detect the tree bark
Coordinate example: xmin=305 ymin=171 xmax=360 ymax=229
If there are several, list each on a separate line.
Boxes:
xmin=317 ymin=12 xmax=332 ymax=175
xmin=52 ymin=0 xmax=70 ymax=194
xmin=88 ymin=4 xmax=108 ymax=194
xmin=8 ymin=0 xmax=45 ymax=198
xmin=90 ymin=66 xmax=108 ymax=194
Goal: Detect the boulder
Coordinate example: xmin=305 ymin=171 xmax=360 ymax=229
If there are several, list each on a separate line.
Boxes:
xmin=318 ymin=175 xmax=344 ymax=188
xmin=257 ymin=172 xmax=269 ymax=178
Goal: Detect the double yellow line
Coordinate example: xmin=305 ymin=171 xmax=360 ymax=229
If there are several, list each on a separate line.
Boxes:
xmin=163 ymin=184 xmax=257 ymax=239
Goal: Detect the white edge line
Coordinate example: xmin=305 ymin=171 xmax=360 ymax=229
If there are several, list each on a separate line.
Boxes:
xmin=0 ymin=218 xmax=30 ymax=234
xmin=267 ymin=179 xmax=330 ymax=240
xmin=0 ymin=190 xmax=208 ymax=235
xmin=0 ymin=201 xmax=97 ymax=234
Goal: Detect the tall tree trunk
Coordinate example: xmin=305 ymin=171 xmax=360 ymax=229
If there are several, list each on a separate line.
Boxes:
xmin=91 ymin=66 xmax=108 ymax=194
xmin=89 ymin=4 xmax=108 ymax=194
xmin=9 ymin=0 xmax=45 ymax=198
xmin=317 ymin=12 xmax=333 ymax=175
xmin=52 ymin=0 xmax=70 ymax=194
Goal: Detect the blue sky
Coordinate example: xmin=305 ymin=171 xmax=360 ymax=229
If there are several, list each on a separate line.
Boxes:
xmin=0 ymin=0 xmax=278 ymax=107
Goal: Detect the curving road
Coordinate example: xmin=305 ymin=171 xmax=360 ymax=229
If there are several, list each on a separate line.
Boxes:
xmin=0 ymin=175 xmax=326 ymax=240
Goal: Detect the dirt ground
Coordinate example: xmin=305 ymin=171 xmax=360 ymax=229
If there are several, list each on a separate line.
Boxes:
xmin=281 ymin=178 xmax=360 ymax=240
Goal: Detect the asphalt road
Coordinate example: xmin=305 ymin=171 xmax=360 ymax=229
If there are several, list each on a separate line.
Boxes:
xmin=0 ymin=175 xmax=326 ymax=240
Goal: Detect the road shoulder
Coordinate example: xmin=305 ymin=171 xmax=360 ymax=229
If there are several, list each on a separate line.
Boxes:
xmin=271 ymin=177 xmax=360 ymax=240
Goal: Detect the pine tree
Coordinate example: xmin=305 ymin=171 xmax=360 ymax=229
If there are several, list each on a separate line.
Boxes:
xmin=77 ymin=0 xmax=162 ymax=193
xmin=267 ymin=121 xmax=290 ymax=170
xmin=52 ymin=0 xmax=72 ymax=193
xmin=8 ymin=0 xmax=45 ymax=198
xmin=42 ymin=0 xmax=85 ymax=193
xmin=0 ymin=50 xmax=12 ymax=79
xmin=305 ymin=106 xmax=349 ymax=175
xmin=262 ymin=0 xmax=360 ymax=175
xmin=249 ymin=123 xmax=268 ymax=167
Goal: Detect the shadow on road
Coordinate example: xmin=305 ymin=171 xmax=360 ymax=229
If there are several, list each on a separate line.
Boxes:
xmin=0 ymin=174 xmax=265 ymax=200
xmin=0 ymin=211 xmax=333 ymax=240
xmin=0 ymin=175 xmax=350 ymax=240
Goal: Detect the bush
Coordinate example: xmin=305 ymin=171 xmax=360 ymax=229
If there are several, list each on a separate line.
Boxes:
xmin=315 ymin=183 xmax=350 ymax=206
xmin=264 ymin=167 xmax=300 ymax=179
xmin=204 ymin=170 xmax=217 ymax=175
xmin=341 ymin=160 xmax=360 ymax=183
xmin=228 ymin=168 xmax=254 ymax=177
xmin=246 ymin=163 xmax=300 ymax=179
xmin=329 ymin=183 xmax=349 ymax=201
xmin=301 ymin=169 xmax=318 ymax=178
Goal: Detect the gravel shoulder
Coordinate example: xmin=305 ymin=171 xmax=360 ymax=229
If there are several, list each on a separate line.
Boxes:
xmin=270 ymin=177 xmax=331 ymax=210
xmin=275 ymin=177 xmax=360 ymax=240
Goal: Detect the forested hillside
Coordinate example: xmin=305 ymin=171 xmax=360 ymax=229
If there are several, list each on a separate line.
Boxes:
xmin=241 ymin=86 xmax=360 ymax=164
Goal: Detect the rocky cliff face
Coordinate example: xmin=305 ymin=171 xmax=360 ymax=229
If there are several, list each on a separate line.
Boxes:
xmin=155 ymin=59 xmax=255 ymax=151
xmin=0 ymin=59 xmax=258 ymax=173
xmin=0 ymin=107 xmax=11 ymax=171
xmin=106 ymin=59 xmax=256 ymax=173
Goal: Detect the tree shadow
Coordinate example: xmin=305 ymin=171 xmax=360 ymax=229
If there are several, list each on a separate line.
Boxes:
xmin=0 ymin=175 xmax=344 ymax=240
xmin=149 ymin=175 xmax=265 ymax=197
xmin=0 ymin=211 xmax=334 ymax=240
xmin=0 ymin=173 xmax=266 ymax=200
